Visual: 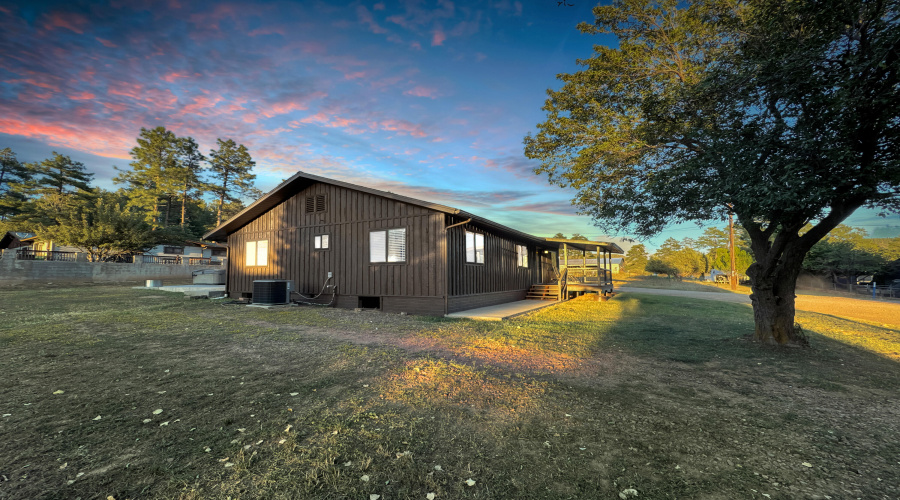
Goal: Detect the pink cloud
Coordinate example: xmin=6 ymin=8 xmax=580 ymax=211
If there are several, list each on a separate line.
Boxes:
xmin=7 ymin=78 xmax=61 ymax=92
xmin=386 ymin=15 xmax=411 ymax=29
xmin=96 ymin=37 xmax=117 ymax=48
xmin=357 ymin=5 xmax=387 ymax=34
xmin=0 ymin=117 xmax=132 ymax=160
xmin=431 ymin=27 xmax=446 ymax=46
xmin=108 ymin=81 xmax=178 ymax=109
xmin=248 ymin=26 xmax=285 ymax=37
xmin=162 ymin=72 xmax=190 ymax=83
xmin=378 ymin=119 xmax=427 ymax=137
xmin=178 ymin=95 xmax=225 ymax=116
xmin=344 ymin=71 xmax=370 ymax=80
xmin=42 ymin=11 xmax=89 ymax=34
xmin=404 ymin=86 xmax=438 ymax=99
xmin=103 ymin=102 xmax=128 ymax=113
xmin=506 ymin=202 xmax=578 ymax=216
xmin=69 ymin=91 xmax=96 ymax=100
xmin=475 ymin=52 xmax=487 ymax=62
xmin=257 ymin=91 xmax=327 ymax=118
xmin=410 ymin=41 xmax=422 ymax=50
xmin=373 ymin=2 xmax=385 ymax=10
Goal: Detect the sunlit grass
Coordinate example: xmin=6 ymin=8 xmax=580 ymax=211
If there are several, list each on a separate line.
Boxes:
xmin=798 ymin=310 xmax=900 ymax=361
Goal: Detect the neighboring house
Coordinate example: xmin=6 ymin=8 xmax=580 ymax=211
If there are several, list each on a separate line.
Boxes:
xmin=0 ymin=231 xmax=34 ymax=251
xmin=15 ymin=235 xmax=80 ymax=253
xmin=143 ymin=241 xmax=227 ymax=263
xmin=203 ymin=171 xmax=623 ymax=315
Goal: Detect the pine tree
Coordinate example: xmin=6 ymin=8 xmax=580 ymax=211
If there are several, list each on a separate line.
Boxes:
xmin=115 ymin=127 xmax=181 ymax=229
xmin=0 ymin=147 xmax=33 ymax=221
xmin=208 ymin=138 xmax=256 ymax=226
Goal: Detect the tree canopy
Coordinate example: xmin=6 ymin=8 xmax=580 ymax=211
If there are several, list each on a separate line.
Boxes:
xmin=624 ymin=243 xmax=649 ymax=274
xmin=525 ymin=0 xmax=900 ymax=345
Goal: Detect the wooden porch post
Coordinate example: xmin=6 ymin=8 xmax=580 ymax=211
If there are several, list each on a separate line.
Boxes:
xmin=563 ymin=243 xmax=568 ymax=269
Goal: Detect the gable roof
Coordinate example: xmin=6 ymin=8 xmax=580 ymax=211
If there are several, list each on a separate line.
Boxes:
xmin=202 ymin=170 xmax=623 ymax=254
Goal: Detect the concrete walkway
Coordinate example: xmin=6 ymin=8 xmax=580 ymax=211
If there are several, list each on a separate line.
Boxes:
xmin=445 ymin=299 xmax=559 ymax=321
xmin=616 ymin=286 xmax=752 ymax=304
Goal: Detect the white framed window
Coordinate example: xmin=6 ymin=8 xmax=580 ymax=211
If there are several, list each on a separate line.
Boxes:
xmin=465 ymin=231 xmax=484 ymax=264
xmin=370 ymin=228 xmax=406 ymax=263
xmin=245 ymin=240 xmax=268 ymax=266
xmin=314 ymin=234 xmax=329 ymax=250
xmin=517 ymin=244 xmax=528 ymax=268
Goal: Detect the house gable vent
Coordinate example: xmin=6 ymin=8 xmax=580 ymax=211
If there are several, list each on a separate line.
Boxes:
xmin=306 ymin=194 xmax=327 ymax=213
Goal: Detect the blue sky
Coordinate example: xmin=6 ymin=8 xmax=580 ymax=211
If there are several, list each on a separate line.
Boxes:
xmin=2 ymin=0 xmax=898 ymax=251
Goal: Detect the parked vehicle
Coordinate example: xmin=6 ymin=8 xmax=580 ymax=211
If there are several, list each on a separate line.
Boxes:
xmin=856 ymin=275 xmax=874 ymax=286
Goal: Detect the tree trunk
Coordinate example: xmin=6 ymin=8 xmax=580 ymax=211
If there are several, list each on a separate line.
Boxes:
xmin=180 ymin=183 xmax=188 ymax=227
xmin=747 ymin=248 xmax=806 ymax=345
xmin=216 ymin=194 xmax=224 ymax=227
xmin=164 ymin=197 xmax=171 ymax=227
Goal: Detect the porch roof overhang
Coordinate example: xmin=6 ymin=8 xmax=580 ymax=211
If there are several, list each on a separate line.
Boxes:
xmin=543 ymin=237 xmax=624 ymax=255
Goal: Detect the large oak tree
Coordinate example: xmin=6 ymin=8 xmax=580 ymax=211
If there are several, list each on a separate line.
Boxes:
xmin=524 ymin=0 xmax=899 ymax=344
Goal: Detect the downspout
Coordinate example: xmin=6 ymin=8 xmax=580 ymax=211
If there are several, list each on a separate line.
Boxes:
xmin=444 ymin=218 xmax=472 ymax=231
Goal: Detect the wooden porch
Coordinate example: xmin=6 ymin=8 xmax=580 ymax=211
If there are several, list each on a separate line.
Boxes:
xmin=527 ymin=238 xmax=624 ymax=302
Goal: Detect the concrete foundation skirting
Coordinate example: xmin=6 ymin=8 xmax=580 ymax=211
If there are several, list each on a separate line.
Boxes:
xmin=0 ymin=249 xmax=223 ymax=285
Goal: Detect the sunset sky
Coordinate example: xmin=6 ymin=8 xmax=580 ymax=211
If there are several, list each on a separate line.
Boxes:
xmin=2 ymin=0 xmax=898 ymax=250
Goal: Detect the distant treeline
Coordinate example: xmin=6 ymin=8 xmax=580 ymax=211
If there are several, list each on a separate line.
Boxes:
xmin=0 ymin=126 xmax=259 ymax=261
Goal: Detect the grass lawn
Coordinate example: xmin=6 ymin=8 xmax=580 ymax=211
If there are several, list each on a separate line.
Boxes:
xmin=1 ymin=285 xmax=899 ymax=499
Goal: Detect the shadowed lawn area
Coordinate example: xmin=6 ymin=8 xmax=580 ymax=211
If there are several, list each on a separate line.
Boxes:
xmin=1 ymin=285 xmax=898 ymax=499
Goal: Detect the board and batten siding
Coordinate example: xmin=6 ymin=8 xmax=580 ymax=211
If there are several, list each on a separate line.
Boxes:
xmin=226 ymin=183 xmax=447 ymax=314
xmin=445 ymin=215 xmax=540 ymax=313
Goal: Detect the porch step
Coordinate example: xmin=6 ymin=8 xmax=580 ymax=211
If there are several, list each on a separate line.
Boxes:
xmin=526 ymin=284 xmax=559 ymax=301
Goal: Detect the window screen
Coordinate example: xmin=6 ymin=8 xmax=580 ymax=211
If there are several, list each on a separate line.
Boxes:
xmin=466 ymin=231 xmax=484 ymax=264
xmin=370 ymin=229 xmax=405 ymax=263
xmin=387 ymin=228 xmax=406 ymax=262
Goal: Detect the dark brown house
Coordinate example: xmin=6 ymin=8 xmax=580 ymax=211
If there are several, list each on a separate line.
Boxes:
xmin=203 ymin=171 xmax=622 ymax=315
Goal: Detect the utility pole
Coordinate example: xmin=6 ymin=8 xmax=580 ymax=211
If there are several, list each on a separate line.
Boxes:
xmin=729 ymin=210 xmax=738 ymax=291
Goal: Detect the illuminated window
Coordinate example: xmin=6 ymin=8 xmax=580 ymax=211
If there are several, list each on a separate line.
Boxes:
xmin=245 ymin=240 xmax=268 ymax=266
xmin=314 ymin=234 xmax=329 ymax=249
xmin=517 ymin=244 xmax=528 ymax=267
xmin=370 ymin=228 xmax=406 ymax=263
xmin=465 ymin=231 xmax=484 ymax=264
